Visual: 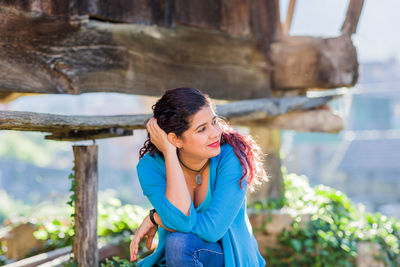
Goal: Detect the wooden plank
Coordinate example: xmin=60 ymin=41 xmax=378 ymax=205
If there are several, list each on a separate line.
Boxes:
xmin=0 ymin=95 xmax=341 ymax=140
xmin=341 ymin=0 xmax=365 ymax=35
xmin=258 ymin=109 xmax=344 ymax=133
xmin=73 ymin=146 xmax=98 ymax=267
xmin=0 ymin=5 xmax=271 ymax=100
xmin=2 ymin=246 xmax=71 ymax=267
xmin=2 ymin=238 xmax=126 ymax=267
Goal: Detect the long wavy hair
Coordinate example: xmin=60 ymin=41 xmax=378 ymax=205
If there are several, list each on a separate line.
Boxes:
xmin=139 ymin=88 xmax=268 ymax=191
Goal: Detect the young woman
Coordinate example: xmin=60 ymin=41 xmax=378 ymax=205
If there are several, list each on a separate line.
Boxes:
xmin=130 ymin=88 xmax=268 ymax=266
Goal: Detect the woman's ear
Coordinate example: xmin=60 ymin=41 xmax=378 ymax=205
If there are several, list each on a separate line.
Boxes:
xmin=167 ymin=132 xmax=183 ymax=148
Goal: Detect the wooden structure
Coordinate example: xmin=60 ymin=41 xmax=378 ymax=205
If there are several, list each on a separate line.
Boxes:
xmin=0 ymin=0 xmax=364 ymax=266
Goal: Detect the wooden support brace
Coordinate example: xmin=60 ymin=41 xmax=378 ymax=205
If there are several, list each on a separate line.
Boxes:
xmin=73 ymin=145 xmax=98 ymax=267
xmin=341 ymin=0 xmax=365 ymax=35
xmin=46 ymin=128 xmax=133 ymax=141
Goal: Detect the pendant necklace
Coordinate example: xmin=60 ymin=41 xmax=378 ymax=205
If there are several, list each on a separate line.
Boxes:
xmin=177 ymin=153 xmax=209 ymax=185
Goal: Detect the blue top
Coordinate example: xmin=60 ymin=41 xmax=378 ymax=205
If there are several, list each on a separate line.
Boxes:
xmin=136 ymin=143 xmax=266 ymax=267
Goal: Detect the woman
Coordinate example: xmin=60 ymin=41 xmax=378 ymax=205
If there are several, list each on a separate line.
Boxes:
xmin=130 ymin=88 xmax=268 ymax=266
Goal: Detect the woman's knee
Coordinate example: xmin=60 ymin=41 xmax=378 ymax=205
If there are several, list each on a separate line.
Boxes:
xmin=165 ymin=232 xmax=194 ymax=265
xmin=165 ymin=232 xmax=191 ymax=255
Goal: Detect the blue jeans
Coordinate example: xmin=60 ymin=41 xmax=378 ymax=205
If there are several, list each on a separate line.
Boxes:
xmin=164 ymin=232 xmax=224 ymax=267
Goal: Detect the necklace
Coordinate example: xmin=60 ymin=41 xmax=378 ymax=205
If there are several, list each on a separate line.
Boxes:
xmin=177 ymin=153 xmax=209 ymax=185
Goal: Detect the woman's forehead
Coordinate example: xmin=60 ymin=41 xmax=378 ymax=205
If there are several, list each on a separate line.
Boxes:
xmin=189 ymin=106 xmax=216 ymax=127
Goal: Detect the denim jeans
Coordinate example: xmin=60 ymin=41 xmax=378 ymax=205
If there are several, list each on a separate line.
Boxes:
xmin=164 ymin=232 xmax=224 ymax=267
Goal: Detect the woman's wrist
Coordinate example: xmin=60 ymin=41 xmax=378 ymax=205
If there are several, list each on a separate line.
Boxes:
xmin=163 ymin=146 xmax=177 ymax=157
xmin=149 ymin=209 xmax=158 ymax=226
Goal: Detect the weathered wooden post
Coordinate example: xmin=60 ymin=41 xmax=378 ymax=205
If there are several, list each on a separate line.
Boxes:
xmin=247 ymin=127 xmax=284 ymax=203
xmin=73 ymin=145 xmax=98 ymax=267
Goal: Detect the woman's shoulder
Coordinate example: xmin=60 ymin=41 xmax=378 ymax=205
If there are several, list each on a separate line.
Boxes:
xmin=137 ymin=151 xmax=165 ymax=170
xmin=216 ymin=143 xmax=241 ymax=165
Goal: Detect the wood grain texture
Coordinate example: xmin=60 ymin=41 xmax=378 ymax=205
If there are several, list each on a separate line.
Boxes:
xmin=73 ymin=145 xmax=98 ymax=267
xmin=0 ymin=95 xmax=342 ymax=141
xmin=0 ymin=5 xmax=271 ymax=100
xmin=270 ymin=35 xmax=359 ymax=90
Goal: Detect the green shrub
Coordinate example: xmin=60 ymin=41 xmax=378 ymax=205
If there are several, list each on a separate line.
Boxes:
xmin=250 ymin=172 xmax=400 ymax=267
xmin=100 ymin=256 xmax=137 ymax=267
xmin=32 ymin=198 xmax=147 ymax=251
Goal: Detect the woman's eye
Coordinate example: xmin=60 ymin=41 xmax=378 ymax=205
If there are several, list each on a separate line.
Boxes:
xmin=199 ymin=127 xmax=206 ymax=132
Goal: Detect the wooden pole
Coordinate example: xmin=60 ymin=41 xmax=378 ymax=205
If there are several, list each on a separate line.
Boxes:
xmin=247 ymin=127 xmax=284 ymax=203
xmin=73 ymin=145 xmax=98 ymax=267
xmin=341 ymin=0 xmax=365 ymax=35
xmin=282 ymin=0 xmax=296 ymax=35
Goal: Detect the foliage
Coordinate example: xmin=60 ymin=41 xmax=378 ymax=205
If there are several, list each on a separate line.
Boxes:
xmin=32 ymin=198 xmax=147 ymax=252
xmin=100 ymin=256 xmax=137 ymax=267
xmin=0 ymin=240 xmax=7 ymax=265
xmin=98 ymin=198 xmax=147 ymax=243
xmin=66 ymin=168 xmax=76 ymax=216
xmin=249 ymin=171 xmax=400 ymax=267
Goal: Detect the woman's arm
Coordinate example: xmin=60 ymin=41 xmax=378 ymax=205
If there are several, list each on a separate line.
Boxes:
xmin=163 ymin=149 xmax=192 ymax=215
xmin=153 ymin=212 xmax=175 ymax=232
xmin=147 ymin=118 xmax=192 ymax=215
xmin=137 ymin=156 xmax=197 ymax=232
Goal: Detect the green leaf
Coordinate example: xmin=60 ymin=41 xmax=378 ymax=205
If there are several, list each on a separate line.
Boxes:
xmin=290 ymin=239 xmax=302 ymax=252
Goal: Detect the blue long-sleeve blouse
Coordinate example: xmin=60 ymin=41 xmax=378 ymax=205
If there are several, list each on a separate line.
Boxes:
xmin=136 ymin=143 xmax=266 ymax=267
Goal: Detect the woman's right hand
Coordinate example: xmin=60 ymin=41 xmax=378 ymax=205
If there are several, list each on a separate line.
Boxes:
xmin=146 ymin=117 xmax=177 ymax=154
xmin=130 ymin=215 xmax=158 ymax=262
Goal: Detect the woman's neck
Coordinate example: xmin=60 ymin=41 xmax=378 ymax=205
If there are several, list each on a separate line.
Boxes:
xmin=177 ymin=150 xmax=208 ymax=171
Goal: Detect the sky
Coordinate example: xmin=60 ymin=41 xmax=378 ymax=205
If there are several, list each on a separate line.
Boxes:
xmin=282 ymin=0 xmax=400 ymax=63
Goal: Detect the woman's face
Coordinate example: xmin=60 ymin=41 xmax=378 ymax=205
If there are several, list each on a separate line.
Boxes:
xmin=179 ymin=105 xmax=222 ymax=160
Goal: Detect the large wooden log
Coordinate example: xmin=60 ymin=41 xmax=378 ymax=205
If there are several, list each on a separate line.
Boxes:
xmin=270 ymin=35 xmax=359 ymax=90
xmin=73 ymin=145 xmax=98 ymax=267
xmin=0 ymin=95 xmax=341 ymax=140
xmin=0 ymin=2 xmax=361 ymax=100
xmin=0 ymin=0 xmax=277 ymax=39
xmin=0 ymin=5 xmax=271 ymax=100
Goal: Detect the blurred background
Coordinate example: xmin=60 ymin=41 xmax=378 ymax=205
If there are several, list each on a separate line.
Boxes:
xmin=0 ymin=0 xmax=399 ymax=225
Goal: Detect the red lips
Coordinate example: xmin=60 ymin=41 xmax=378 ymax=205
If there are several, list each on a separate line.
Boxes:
xmin=208 ymin=140 xmax=220 ymax=147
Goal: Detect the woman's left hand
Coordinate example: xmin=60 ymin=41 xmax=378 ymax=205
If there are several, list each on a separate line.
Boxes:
xmin=130 ymin=215 xmax=158 ymax=262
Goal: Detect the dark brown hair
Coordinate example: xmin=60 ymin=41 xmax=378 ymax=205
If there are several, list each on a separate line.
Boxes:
xmin=139 ymin=88 xmax=268 ymax=191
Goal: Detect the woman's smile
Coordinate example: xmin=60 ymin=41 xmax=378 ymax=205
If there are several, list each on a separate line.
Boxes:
xmin=208 ymin=140 xmax=220 ymax=148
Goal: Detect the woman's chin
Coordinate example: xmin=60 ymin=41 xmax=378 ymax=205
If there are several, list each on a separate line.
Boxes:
xmin=208 ymin=147 xmax=221 ymax=157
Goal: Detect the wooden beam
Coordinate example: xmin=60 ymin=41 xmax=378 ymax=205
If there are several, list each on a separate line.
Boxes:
xmin=2 ymin=238 xmax=127 ymax=267
xmin=0 ymin=95 xmax=340 ymax=140
xmin=236 ymin=109 xmax=344 ymax=133
xmin=73 ymin=145 xmax=98 ymax=267
xmin=2 ymin=246 xmax=72 ymax=267
xmin=270 ymin=35 xmax=359 ymax=90
xmin=247 ymin=128 xmax=284 ymax=202
xmin=0 ymin=5 xmax=271 ymax=100
xmin=341 ymin=0 xmax=365 ymax=35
